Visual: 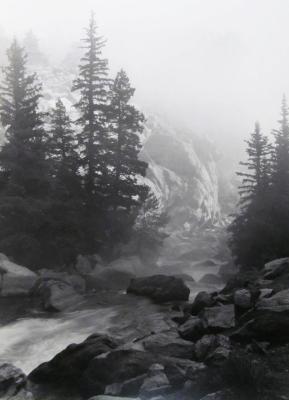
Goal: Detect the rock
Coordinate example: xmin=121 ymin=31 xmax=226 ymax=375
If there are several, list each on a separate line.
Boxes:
xmin=0 ymin=363 xmax=26 ymax=397
xmin=191 ymin=291 xmax=215 ymax=314
xmin=258 ymin=288 xmax=273 ymax=300
xmin=39 ymin=280 xmax=83 ymax=311
xmin=194 ymin=335 xmax=229 ymax=360
xmin=162 ymin=357 xmax=206 ymax=388
xmin=201 ymin=305 xmax=235 ymax=331
xmin=221 ymin=270 xmax=260 ymax=294
xmin=194 ymin=335 xmax=230 ymax=362
xmin=233 ymin=289 xmax=252 ymax=309
xmin=257 ymin=288 xmax=289 ymax=308
xmin=85 ymin=268 xmax=135 ymax=291
xmin=139 ymin=364 xmax=171 ymax=398
xmin=264 ymin=258 xmax=289 ymax=279
xmin=205 ymin=346 xmax=231 ymax=365
xmin=142 ymin=331 xmax=195 ymax=359
xmin=127 ymin=275 xmax=190 ymax=303
xmin=0 ymin=256 xmax=37 ymax=296
xmin=199 ymin=274 xmax=223 ymax=285
xmin=37 ymin=269 xmax=86 ymax=293
xmin=80 ymin=350 xmax=158 ymax=397
xmin=178 ymin=316 xmax=206 ymax=341
xmin=29 ymin=334 xmax=119 ymax=385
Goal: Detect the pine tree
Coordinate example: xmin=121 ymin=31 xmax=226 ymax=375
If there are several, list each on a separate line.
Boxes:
xmin=0 ymin=40 xmax=49 ymax=267
xmin=268 ymin=96 xmax=289 ymax=257
xmin=49 ymin=99 xmax=80 ymax=195
xmin=229 ymin=122 xmax=272 ymax=268
xmin=104 ymin=69 xmax=149 ymax=249
xmin=72 ymin=13 xmax=110 ymax=252
xmin=108 ymin=69 xmax=148 ymax=211
xmin=44 ymin=99 xmax=84 ymax=266
xmin=272 ymin=95 xmax=289 ymax=194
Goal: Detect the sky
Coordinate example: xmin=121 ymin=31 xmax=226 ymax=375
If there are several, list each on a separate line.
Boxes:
xmin=0 ymin=0 xmax=289 ymax=154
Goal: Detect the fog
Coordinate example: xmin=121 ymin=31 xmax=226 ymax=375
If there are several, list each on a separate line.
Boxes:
xmin=1 ymin=0 xmax=289 ymax=152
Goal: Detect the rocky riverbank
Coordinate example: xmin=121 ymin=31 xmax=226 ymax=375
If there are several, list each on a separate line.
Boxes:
xmin=2 ymin=257 xmax=289 ymax=399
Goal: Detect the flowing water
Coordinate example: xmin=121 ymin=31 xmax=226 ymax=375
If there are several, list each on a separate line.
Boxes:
xmin=0 ymin=292 xmax=177 ymax=374
xmin=0 ymin=267 xmax=220 ymax=375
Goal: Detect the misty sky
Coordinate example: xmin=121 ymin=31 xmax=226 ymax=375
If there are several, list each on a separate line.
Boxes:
xmin=1 ymin=0 xmax=289 ymax=153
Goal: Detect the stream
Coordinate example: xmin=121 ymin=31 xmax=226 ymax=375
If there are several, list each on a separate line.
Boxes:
xmin=0 ymin=269 xmax=219 ymax=375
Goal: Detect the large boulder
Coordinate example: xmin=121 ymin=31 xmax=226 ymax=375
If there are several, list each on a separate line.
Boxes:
xmin=201 ymin=305 xmax=235 ymax=331
xmin=264 ymin=258 xmax=289 ymax=279
xmin=233 ymin=289 xmax=252 ymax=309
xmin=38 ymin=280 xmax=83 ymax=311
xmin=142 ymin=331 xmax=195 ymax=359
xmin=0 ymin=363 xmax=26 ymax=397
xmin=194 ymin=334 xmax=230 ymax=362
xmin=0 ymin=254 xmax=37 ymax=296
xmin=127 ymin=275 xmax=190 ymax=303
xmin=80 ymin=350 xmax=158 ymax=397
xmin=178 ymin=316 xmax=206 ymax=341
xmin=233 ymin=290 xmax=289 ymax=341
xmin=29 ymin=334 xmax=119 ymax=385
xmin=191 ymin=291 xmax=215 ymax=315
xmin=37 ymin=269 xmax=86 ymax=293
xmin=139 ymin=364 xmax=171 ymax=398
xmin=257 ymin=288 xmax=289 ymax=309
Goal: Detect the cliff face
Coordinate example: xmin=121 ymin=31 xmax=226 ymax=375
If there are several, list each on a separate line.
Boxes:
xmin=142 ymin=116 xmax=221 ymax=231
xmin=140 ymin=116 xmax=225 ymax=265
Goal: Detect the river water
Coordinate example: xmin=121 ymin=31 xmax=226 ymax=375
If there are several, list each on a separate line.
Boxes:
xmin=0 ymin=272 xmax=219 ymax=375
xmin=0 ymin=292 xmax=178 ymax=374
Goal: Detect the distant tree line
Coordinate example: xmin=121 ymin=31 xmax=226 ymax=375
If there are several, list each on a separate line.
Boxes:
xmin=0 ymin=14 xmax=164 ymax=269
xmin=229 ymin=96 xmax=289 ymax=268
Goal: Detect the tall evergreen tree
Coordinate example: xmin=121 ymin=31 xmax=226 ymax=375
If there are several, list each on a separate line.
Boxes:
xmin=72 ymin=13 xmax=110 ymax=252
xmin=272 ymin=95 xmax=289 ymax=193
xmin=108 ymin=69 xmax=148 ymax=211
xmin=49 ymin=99 xmax=80 ymax=195
xmin=105 ymin=69 xmax=149 ymax=249
xmin=0 ymin=40 xmax=49 ymax=267
xmin=44 ymin=99 xmax=85 ymax=265
xmin=229 ymin=122 xmax=272 ymax=268
xmin=268 ymin=96 xmax=289 ymax=257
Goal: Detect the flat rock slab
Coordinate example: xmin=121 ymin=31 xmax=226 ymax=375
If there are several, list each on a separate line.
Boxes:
xmin=127 ymin=275 xmax=190 ymax=302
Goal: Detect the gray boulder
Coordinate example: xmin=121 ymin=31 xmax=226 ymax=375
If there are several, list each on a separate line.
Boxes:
xmin=178 ymin=316 xmax=206 ymax=341
xmin=0 ymin=255 xmax=37 ymax=296
xmin=39 ymin=280 xmax=83 ymax=311
xmin=201 ymin=305 xmax=235 ymax=331
xmin=233 ymin=289 xmax=252 ymax=309
xmin=142 ymin=331 xmax=195 ymax=359
xmin=80 ymin=350 xmax=158 ymax=397
xmin=37 ymin=269 xmax=86 ymax=293
xmin=29 ymin=334 xmax=119 ymax=385
xmin=191 ymin=291 xmax=215 ymax=314
xmin=264 ymin=258 xmax=289 ymax=279
xmin=139 ymin=364 xmax=171 ymax=398
xmin=194 ymin=334 xmax=230 ymax=362
xmin=127 ymin=275 xmax=190 ymax=302
xmin=0 ymin=363 xmax=26 ymax=397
